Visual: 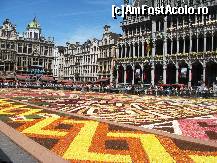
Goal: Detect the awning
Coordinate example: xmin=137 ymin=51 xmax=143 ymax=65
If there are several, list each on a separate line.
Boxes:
xmin=95 ymin=78 xmax=110 ymax=83
xmin=171 ymin=84 xmax=185 ymax=88
xmin=40 ymin=76 xmax=55 ymax=82
xmin=3 ymin=80 xmax=15 ymax=82
xmin=158 ymin=84 xmax=171 ymax=87
xmin=16 ymin=75 xmax=30 ymax=81
xmin=57 ymin=80 xmax=73 ymax=85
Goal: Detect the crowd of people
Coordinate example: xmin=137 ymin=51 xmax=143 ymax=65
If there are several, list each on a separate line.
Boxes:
xmin=0 ymin=80 xmax=216 ymax=98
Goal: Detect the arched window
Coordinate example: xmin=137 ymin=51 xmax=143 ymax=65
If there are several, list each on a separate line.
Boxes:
xmin=104 ymin=39 xmax=107 ymax=45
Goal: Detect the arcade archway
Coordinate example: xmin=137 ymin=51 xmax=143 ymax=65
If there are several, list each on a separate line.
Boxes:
xmin=179 ymin=62 xmax=189 ymax=85
xmin=156 ymin=39 xmax=163 ymax=55
xmin=192 ymin=61 xmax=203 ymax=86
xmin=206 ymin=61 xmax=217 ymax=86
xmin=143 ymin=64 xmax=151 ymax=84
xmin=167 ymin=63 xmax=176 ymax=84
xmin=126 ymin=65 xmax=133 ymax=84
xmin=134 ymin=64 xmax=142 ymax=84
xmin=155 ymin=63 xmax=163 ymax=84
xmin=118 ymin=65 xmax=124 ymax=83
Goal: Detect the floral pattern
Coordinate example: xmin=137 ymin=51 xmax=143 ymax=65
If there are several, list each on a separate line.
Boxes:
xmin=0 ymin=88 xmax=217 ymax=142
xmin=0 ymin=98 xmax=217 ymax=162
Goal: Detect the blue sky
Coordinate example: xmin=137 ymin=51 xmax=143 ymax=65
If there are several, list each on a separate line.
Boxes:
xmin=0 ymin=0 xmax=123 ymax=45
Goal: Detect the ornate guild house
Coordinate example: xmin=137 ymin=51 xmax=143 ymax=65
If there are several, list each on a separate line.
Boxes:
xmin=116 ymin=0 xmax=217 ymax=87
xmin=0 ymin=18 xmax=54 ymax=81
xmin=0 ymin=19 xmax=17 ymax=78
xmin=98 ymin=25 xmax=120 ymax=83
xmin=61 ymin=39 xmax=99 ymax=82
xmin=60 ymin=26 xmax=120 ymax=83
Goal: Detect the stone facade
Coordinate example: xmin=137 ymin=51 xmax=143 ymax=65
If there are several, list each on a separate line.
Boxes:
xmin=0 ymin=19 xmax=17 ymax=76
xmin=98 ymin=25 xmax=120 ymax=83
xmin=0 ymin=18 xmax=54 ymax=78
xmin=116 ymin=0 xmax=217 ymax=87
xmin=61 ymin=39 xmax=99 ymax=82
xmin=53 ymin=47 xmax=60 ymax=79
xmin=57 ymin=46 xmax=65 ymax=80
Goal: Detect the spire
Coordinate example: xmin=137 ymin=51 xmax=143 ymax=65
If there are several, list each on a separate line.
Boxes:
xmin=33 ymin=16 xmax=37 ymax=22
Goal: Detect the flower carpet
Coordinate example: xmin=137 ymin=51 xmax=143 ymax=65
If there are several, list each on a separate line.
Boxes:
xmin=0 ymin=98 xmax=217 ymax=162
xmin=0 ymin=88 xmax=217 ymax=142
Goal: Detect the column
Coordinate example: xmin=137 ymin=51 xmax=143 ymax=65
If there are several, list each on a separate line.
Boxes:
xmin=151 ymin=63 xmax=155 ymax=86
xmin=116 ymin=47 xmax=119 ymax=58
xmin=152 ymin=41 xmax=155 ymax=57
xmin=133 ymin=43 xmax=136 ymax=58
xmin=164 ymin=16 xmax=167 ymax=32
xmin=141 ymin=66 xmax=144 ymax=83
xmin=163 ymin=64 xmax=167 ymax=84
xmin=110 ymin=61 xmax=113 ymax=84
xmin=125 ymin=44 xmax=127 ymax=58
xmin=163 ymin=39 xmax=167 ymax=57
xmin=147 ymin=40 xmax=150 ymax=57
xmin=152 ymin=20 xmax=156 ymax=35
xmin=122 ymin=45 xmax=124 ymax=58
xmin=204 ymin=33 xmax=206 ymax=53
xmin=129 ymin=44 xmax=132 ymax=58
xmin=176 ymin=63 xmax=179 ymax=84
xmin=211 ymin=31 xmax=213 ymax=51
xmin=163 ymin=16 xmax=167 ymax=56
xmin=142 ymin=41 xmax=145 ymax=57
xmin=196 ymin=34 xmax=198 ymax=53
xmin=132 ymin=66 xmax=135 ymax=85
xmin=203 ymin=61 xmax=206 ymax=83
xmin=177 ymin=37 xmax=179 ymax=54
xmin=124 ymin=66 xmax=126 ymax=85
xmin=189 ymin=32 xmax=192 ymax=53
xmin=116 ymin=66 xmax=119 ymax=85
xmin=171 ymin=39 xmax=173 ymax=55
xmin=188 ymin=64 xmax=192 ymax=88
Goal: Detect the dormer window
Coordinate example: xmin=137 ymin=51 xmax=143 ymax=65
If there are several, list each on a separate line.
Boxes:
xmin=34 ymin=32 xmax=38 ymax=40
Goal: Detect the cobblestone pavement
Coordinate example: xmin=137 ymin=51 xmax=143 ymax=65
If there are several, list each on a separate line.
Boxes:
xmin=0 ymin=98 xmax=217 ymax=162
xmin=0 ymin=131 xmax=38 ymax=163
xmin=0 ymin=88 xmax=216 ymax=142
